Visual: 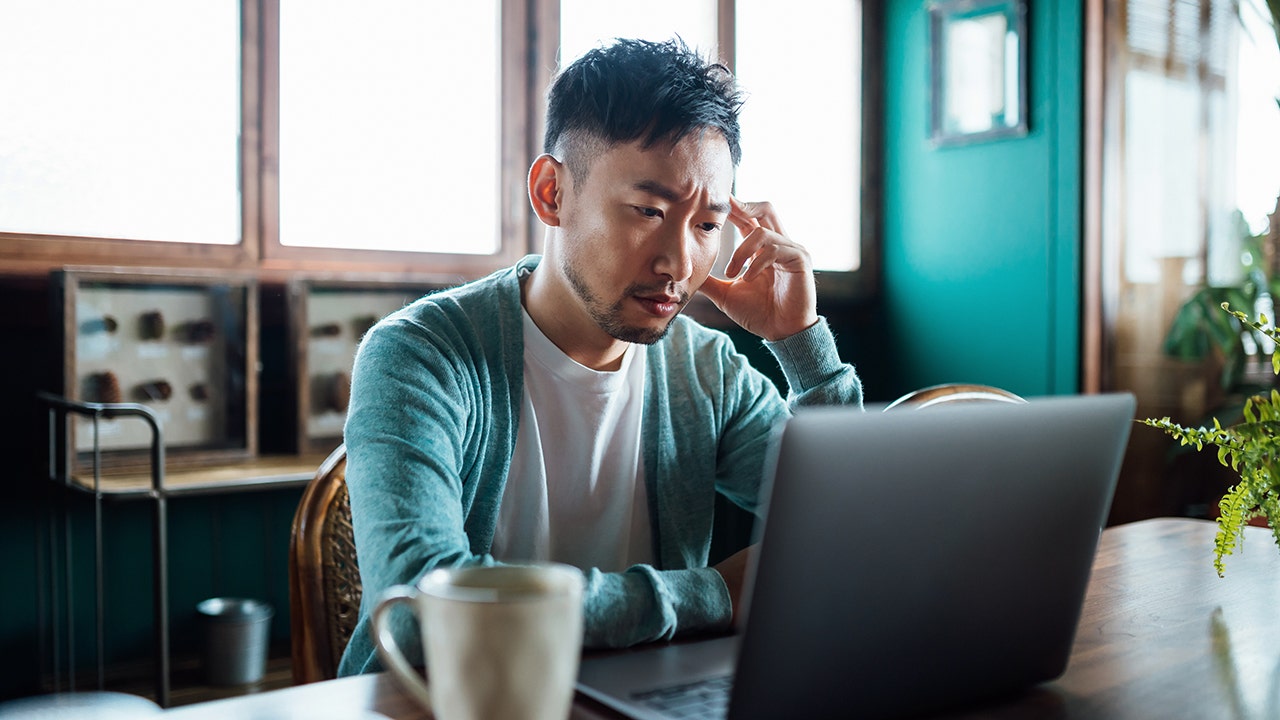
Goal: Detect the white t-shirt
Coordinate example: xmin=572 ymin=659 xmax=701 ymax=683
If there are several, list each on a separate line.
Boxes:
xmin=491 ymin=309 xmax=653 ymax=572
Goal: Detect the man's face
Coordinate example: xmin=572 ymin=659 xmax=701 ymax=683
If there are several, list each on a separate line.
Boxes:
xmin=554 ymin=131 xmax=735 ymax=345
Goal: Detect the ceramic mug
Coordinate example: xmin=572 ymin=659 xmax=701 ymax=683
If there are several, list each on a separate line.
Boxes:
xmin=371 ymin=563 xmax=584 ymax=720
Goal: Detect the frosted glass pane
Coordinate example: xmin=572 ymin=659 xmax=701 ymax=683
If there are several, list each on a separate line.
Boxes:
xmin=279 ymin=1 xmax=500 ymax=254
xmin=0 ymin=1 xmax=240 ymax=244
xmin=559 ymin=1 xmax=719 ymax=67
xmin=736 ymin=0 xmax=861 ymax=272
xmin=1123 ymin=71 xmax=1204 ymax=284
xmin=1235 ymin=1 xmax=1280 ymax=236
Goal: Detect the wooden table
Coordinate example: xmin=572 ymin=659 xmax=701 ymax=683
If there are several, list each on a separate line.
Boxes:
xmin=164 ymin=518 xmax=1280 ymax=719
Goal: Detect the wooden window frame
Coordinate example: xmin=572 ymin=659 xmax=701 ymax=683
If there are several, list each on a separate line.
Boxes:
xmin=0 ymin=0 xmax=263 ymax=276
xmin=256 ymin=0 xmax=534 ymax=278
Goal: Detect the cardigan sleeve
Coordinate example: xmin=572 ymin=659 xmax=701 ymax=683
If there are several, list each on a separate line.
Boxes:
xmin=765 ymin=316 xmax=864 ymax=408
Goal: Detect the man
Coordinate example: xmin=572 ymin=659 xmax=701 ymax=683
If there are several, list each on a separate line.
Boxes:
xmin=338 ymin=38 xmax=862 ymax=675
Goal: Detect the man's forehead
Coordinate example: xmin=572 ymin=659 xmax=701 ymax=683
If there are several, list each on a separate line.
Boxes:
xmin=555 ymin=129 xmax=735 ymax=207
xmin=610 ymin=134 xmax=734 ymax=188
xmin=637 ymin=128 xmax=733 ymax=163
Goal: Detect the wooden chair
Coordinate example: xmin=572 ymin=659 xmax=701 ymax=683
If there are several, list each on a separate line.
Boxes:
xmin=883 ymin=383 xmax=1026 ymax=411
xmin=289 ymin=444 xmax=361 ymax=685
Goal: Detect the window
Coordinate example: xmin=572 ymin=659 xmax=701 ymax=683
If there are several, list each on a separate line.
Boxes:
xmin=276 ymin=1 xmax=501 ymax=255
xmin=1119 ymin=0 xmax=1237 ymax=285
xmin=0 ymin=1 xmax=874 ymax=289
xmin=0 ymin=1 xmax=240 ymax=245
xmin=1234 ymin=0 xmax=1280 ymax=238
xmin=735 ymin=0 xmax=862 ymax=273
xmin=263 ymin=0 xmax=531 ymax=272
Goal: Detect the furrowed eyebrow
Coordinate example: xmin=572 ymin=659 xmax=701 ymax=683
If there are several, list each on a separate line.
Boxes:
xmin=632 ymin=179 xmax=680 ymax=203
xmin=632 ymin=179 xmax=729 ymax=215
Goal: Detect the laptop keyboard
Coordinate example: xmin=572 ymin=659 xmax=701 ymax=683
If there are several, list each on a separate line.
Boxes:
xmin=631 ymin=674 xmax=733 ymax=719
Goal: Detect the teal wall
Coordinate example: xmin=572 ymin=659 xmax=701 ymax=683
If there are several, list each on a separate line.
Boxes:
xmin=881 ymin=0 xmax=1083 ymax=397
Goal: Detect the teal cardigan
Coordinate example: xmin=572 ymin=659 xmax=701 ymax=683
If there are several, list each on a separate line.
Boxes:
xmin=337 ymin=256 xmax=862 ymax=675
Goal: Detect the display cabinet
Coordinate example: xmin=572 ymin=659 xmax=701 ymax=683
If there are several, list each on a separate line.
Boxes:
xmin=51 ymin=269 xmax=258 ymax=478
xmin=288 ymin=279 xmax=436 ymax=453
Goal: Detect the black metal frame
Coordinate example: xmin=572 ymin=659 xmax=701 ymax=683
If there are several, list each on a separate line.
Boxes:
xmin=37 ymin=392 xmax=170 ymax=707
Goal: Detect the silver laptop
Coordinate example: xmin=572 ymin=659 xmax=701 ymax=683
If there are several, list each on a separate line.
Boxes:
xmin=577 ymin=393 xmax=1136 ymax=720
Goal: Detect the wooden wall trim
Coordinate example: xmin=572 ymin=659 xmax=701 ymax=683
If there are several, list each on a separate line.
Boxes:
xmin=1083 ymin=0 xmax=1105 ymax=393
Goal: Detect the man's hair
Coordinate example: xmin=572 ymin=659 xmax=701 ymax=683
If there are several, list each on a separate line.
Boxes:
xmin=543 ymin=37 xmax=744 ymax=182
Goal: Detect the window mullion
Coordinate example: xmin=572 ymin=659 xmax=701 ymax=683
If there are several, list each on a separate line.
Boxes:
xmin=242 ymin=0 xmax=265 ymax=263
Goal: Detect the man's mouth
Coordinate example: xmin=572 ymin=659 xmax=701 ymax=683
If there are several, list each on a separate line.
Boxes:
xmin=633 ymin=292 xmax=685 ymax=318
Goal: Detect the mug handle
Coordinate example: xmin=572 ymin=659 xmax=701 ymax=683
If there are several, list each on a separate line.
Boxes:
xmin=371 ymin=585 xmax=433 ymax=711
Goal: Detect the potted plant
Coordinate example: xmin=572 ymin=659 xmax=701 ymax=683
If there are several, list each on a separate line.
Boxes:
xmin=1144 ymin=304 xmax=1280 ymax=576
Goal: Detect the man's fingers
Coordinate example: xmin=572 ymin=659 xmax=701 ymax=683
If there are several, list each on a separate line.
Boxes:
xmin=727 ymin=226 xmax=810 ymax=280
xmin=743 ymin=244 xmax=779 ymax=282
xmin=730 ymin=197 xmax=787 ymax=237
xmin=725 ymin=197 xmax=806 ymax=281
xmin=727 ymin=200 xmax=760 ymax=238
xmin=698 ymin=275 xmax=730 ymax=306
xmin=724 ymin=226 xmax=765 ymax=278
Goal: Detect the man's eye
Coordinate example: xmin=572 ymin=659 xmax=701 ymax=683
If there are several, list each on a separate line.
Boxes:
xmin=698 ymin=222 xmax=721 ymax=233
xmin=635 ymin=206 xmax=662 ymax=219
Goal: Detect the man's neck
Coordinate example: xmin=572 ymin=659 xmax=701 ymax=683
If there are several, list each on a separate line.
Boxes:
xmin=521 ymin=261 xmax=630 ymax=372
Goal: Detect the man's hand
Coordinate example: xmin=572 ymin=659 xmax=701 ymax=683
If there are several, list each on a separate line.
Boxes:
xmin=713 ymin=544 xmax=758 ymax=630
xmin=698 ymin=197 xmax=818 ymax=342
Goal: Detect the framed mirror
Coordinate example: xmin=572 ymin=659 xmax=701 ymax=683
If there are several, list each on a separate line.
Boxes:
xmin=929 ymin=0 xmax=1028 ymax=146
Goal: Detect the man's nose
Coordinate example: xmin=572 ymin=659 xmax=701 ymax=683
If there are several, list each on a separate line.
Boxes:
xmin=652 ymin=224 xmax=695 ymax=282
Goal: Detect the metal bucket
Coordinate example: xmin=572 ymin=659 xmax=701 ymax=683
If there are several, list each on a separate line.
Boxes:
xmin=196 ymin=598 xmax=274 ymax=686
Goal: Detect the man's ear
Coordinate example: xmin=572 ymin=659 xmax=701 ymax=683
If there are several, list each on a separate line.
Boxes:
xmin=528 ymin=154 xmax=565 ymax=227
